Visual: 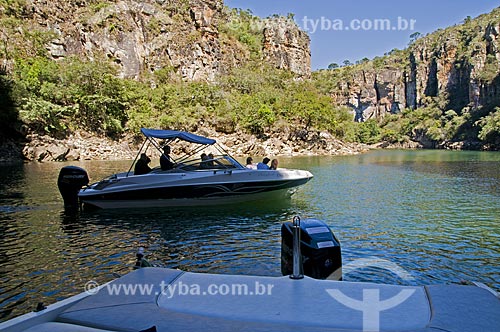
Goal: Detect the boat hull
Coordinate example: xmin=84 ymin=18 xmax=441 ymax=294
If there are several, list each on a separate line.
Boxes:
xmin=82 ymin=187 xmax=299 ymax=209
xmin=79 ymin=169 xmax=312 ymax=209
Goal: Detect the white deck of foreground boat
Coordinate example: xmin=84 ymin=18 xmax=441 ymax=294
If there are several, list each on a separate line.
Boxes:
xmin=5 ymin=267 xmax=500 ymax=332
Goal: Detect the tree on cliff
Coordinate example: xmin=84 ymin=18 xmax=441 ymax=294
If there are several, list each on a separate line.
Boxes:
xmin=0 ymin=68 xmax=18 ymax=138
xmin=409 ymin=32 xmax=421 ymax=45
xmin=478 ymin=108 xmax=500 ymax=145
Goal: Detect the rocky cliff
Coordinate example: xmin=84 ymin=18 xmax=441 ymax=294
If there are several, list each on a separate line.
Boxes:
xmin=263 ymin=16 xmax=311 ymax=78
xmin=328 ymin=8 xmax=500 ymax=121
xmin=6 ymin=0 xmax=310 ymax=81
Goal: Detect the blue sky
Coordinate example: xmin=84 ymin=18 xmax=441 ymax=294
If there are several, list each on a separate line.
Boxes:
xmin=224 ymin=0 xmax=499 ymax=70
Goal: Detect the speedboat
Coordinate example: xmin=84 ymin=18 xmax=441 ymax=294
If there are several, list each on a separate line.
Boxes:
xmin=58 ymin=129 xmax=313 ymax=209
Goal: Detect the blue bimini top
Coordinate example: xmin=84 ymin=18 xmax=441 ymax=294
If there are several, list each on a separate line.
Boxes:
xmin=140 ymin=128 xmax=216 ymax=145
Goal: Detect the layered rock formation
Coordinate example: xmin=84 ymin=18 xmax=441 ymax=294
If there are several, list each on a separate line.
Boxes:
xmin=332 ymin=68 xmax=406 ymax=121
xmin=16 ymin=0 xmax=309 ymax=81
xmin=263 ymin=17 xmax=311 ymax=78
xmin=330 ymin=9 xmax=500 ymax=120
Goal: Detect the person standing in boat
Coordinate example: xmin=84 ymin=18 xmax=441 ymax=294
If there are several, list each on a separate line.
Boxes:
xmin=134 ymin=153 xmax=152 ymax=175
xmin=257 ymin=157 xmax=270 ymax=169
xmin=160 ymin=145 xmax=174 ymax=170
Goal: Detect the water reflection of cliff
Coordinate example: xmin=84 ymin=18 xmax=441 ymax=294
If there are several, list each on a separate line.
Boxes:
xmin=0 ymin=165 xmax=53 ymax=321
xmin=0 ymin=164 xmax=26 ymax=210
xmin=363 ymin=150 xmax=500 ymax=196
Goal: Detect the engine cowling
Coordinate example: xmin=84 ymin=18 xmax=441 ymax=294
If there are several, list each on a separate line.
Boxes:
xmin=57 ymin=166 xmax=89 ymax=211
xmin=281 ymin=218 xmax=342 ymax=280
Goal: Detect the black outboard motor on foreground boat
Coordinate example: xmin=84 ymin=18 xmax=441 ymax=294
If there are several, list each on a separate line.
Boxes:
xmin=281 ymin=217 xmax=342 ymax=280
xmin=58 ymin=166 xmax=89 ymax=211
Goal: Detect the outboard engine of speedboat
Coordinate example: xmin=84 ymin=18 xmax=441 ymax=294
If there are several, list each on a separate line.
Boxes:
xmin=281 ymin=218 xmax=342 ymax=280
xmin=57 ymin=166 xmax=89 ymax=211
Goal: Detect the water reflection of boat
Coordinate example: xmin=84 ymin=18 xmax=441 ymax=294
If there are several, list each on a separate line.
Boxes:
xmin=2 ymin=218 xmax=499 ymax=332
xmin=59 ymin=129 xmax=313 ymax=209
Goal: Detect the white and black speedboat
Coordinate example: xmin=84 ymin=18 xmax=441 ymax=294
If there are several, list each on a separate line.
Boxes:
xmin=58 ymin=129 xmax=313 ymax=209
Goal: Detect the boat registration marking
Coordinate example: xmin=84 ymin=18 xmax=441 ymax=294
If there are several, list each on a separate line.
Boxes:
xmin=317 ymin=241 xmax=335 ymax=248
xmin=306 ymin=226 xmax=330 ymax=234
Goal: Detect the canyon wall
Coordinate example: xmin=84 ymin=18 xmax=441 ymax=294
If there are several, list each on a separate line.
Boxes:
xmin=14 ymin=0 xmax=310 ymax=81
xmin=329 ymin=10 xmax=500 ymax=121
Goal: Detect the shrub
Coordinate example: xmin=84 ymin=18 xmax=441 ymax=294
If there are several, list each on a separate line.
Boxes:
xmin=0 ymin=73 xmax=18 ymax=132
xmin=244 ymin=104 xmax=275 ymax=135
xmin=353 ymin=120 xmax=381 ymax=144
xmin=477 ymin=55 xmax=499 ymax=83
xmin=19 ymin=98 xmax=77 ymax=134
xmin=14 ymin=57 xmax=59 ymax=94
xmin=477 ymin=108 xmax=500 ymax=142
xmin=220 ymin=8 xmax=263 ymax=59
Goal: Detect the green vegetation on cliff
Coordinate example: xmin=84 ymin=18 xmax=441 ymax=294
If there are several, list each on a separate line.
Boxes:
xmin=313 ymin=7 xmax=500 ymax=148
xmin=220 ymin=8 xmax=263 ymax=60
xmin=0 ymin=2 xmax=360 ymax=144
xmin=7 ymin=54 xmax=358 ymax=141
xmin=1 ymin=1 xmax=499 ymax=150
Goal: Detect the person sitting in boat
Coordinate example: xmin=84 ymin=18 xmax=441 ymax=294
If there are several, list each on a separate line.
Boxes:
xmin=200 ymin=153 xmax=210 ymax=169
xmin=270 ymin=159 xmax=279 ymax=170
xmin=134 ymin=153 xmax=152 ymax=175
xmin=257 ymin=157 xmax=270 ymax=170
xmin=160 ymin=145 xmax=174 ymax=170
xmin=206 ymin=153 xmax=215 ymax=167
xmin=246 ymin=156 xmax=257 ymax=169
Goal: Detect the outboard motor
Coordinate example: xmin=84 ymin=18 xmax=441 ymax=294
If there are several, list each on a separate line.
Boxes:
xmin=281 ymin=218 xmax=342 ymax=280
xmin=57 ymin=166 xmax=89 ymax=211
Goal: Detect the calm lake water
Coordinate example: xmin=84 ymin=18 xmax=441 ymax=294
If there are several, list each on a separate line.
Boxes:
xmin=0 ymin=149 xmax=499 ymax=322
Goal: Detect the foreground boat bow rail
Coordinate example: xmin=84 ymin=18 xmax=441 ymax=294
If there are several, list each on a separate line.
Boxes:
xmin=2 ymin=267 xmax=499 ymax=332
xmin=59 ymin=128 xmax=313 ymax=209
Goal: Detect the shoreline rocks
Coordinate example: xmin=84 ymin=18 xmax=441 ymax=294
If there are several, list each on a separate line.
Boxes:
xmin=20 ymin=132 xmax=137 ymax=163
xmin=1 ymin=130 xmax=495 ymax=164
xmin=10 ymin=130 xmax=368 ymax=163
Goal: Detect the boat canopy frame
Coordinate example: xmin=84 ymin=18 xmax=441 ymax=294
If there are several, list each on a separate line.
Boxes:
xmin=126 ymin=128 xmax=241 ymax=176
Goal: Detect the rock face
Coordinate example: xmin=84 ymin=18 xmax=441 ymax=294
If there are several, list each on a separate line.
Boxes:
xmin=263 ymin=17 xmax=311 ymax=79
xmin=18 ymin=0 xmax=310 ymax=81
xmin=331 ymin=10 xmax=500 ymax=120
xmin=332 ymin=68 xmax=406 ymax=122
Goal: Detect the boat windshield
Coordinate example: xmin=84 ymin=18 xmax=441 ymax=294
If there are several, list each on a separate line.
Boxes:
xmin=174 ymin=155 xmax=244 ymax=172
